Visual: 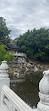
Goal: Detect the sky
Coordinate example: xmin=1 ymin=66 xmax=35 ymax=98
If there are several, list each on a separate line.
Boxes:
xmin=0 ymin=0 xmax=49 ymax=39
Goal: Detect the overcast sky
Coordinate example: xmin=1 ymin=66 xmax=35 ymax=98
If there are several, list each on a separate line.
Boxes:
xmin=0 ymin=0 xmax=49 ymax=39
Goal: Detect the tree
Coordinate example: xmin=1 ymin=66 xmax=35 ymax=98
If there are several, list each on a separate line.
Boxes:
xmin=16 ymin=28 xmax=49 ymax=61
xmin=0 ymin=45 xmax=14 ymax=64
xmin=0 ymin=17 xmax=11 ymax=44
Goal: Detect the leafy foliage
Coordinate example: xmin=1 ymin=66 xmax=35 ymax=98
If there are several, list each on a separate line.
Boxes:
xmin=0 ymin=45 xmax=14 ymax=64
xmin=0 ymin=17 xmax=11 ymax=44
xmin=16 ymin=28 xmax=49 ymax=61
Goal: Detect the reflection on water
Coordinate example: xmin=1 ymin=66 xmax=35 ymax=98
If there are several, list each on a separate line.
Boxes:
xmin=10 ymin=72 xmax=42 ymax=107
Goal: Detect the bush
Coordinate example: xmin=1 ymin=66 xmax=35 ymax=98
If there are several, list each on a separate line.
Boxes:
xmin=0 ymin=45 xmax=14 ymax=64
xmin=16 ymin=28 xmax=49 ymax=61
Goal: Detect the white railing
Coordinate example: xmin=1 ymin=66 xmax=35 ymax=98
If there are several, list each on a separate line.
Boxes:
xmin=13 ymin=52 xmax=26 ymax=58
xmin=1 ymin=85 xmax=33 ymax=111
xmin=0 ymin=60 xmax=49 ymax=111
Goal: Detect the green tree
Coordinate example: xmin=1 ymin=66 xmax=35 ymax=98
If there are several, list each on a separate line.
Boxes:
xmin=0 ymin=45 xmax=14 ymax=64
xmin=16 ymin=28 xmax=49 ymax=61
xmin=0 ymin=17 xmax=11 ymax=44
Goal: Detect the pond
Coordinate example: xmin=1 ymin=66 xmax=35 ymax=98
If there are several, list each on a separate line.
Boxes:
xmin=10 ymin=71 xmax=43 ymax=108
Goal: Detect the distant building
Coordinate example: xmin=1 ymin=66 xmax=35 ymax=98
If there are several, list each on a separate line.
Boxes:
xmin=6 ymin=44 xmax=20 ymax=52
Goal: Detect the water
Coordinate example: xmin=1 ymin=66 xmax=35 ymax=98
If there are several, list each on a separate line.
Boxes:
xmin=10 ymin=71 xmax=42 ymax=107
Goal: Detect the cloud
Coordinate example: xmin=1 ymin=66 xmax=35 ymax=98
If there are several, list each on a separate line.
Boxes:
xmin=0 ymin=0 xmax=49 ymax=39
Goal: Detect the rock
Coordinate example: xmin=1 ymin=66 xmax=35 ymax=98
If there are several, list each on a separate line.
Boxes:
xmin=9 ymin=57 xmax=49 ymax=80
xmin=18 ymin=57 xmax=26 ymax=64
xmin=14 ymin=72 xmax=19 ymax=78
xmin=27 ymin=63 xmax=32 ymax=69
xmin=34 ymin=66 xmax=38 ymax=72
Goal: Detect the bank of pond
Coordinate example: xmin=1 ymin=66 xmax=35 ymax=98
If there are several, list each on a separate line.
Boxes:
xmin=10 ymin=71 xmax=42 ymax=108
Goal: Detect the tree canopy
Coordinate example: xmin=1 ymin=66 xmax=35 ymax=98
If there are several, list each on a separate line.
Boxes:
xmin=16 ymin=28 xmax=49 ymax=62
xmin=0 ymin=44 xmax=14 ymax=64
xmin=0 ymin=17 xmax=11 ymax=44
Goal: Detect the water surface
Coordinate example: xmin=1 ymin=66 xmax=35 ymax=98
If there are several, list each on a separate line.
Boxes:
xmin=10 ymin=72 xmax=42 ymax=107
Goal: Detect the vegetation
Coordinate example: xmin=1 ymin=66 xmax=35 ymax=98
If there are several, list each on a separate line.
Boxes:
xmin=0 ymin=17 xmax=11 ymax=45
xmin=16 ymin=28 xmax=49 ymax=61
xmin=0 ymin=44 xmax=14 ymax=64
xmin=0 ymin=17 xmax=14 ymax=64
